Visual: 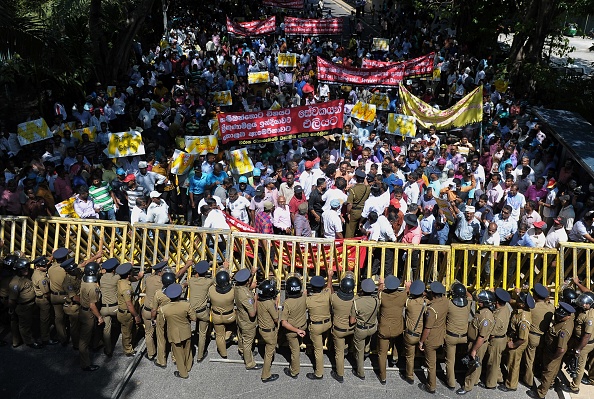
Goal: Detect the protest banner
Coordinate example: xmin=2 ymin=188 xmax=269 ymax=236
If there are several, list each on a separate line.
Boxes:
xmin=262 ymin=0 xmax=304 ymax=9
xmin=369 ymin=92 xmax=389 ymax=110
xmin=226 ymin=16 xmax=276 ymax=36
xmin=71 ymin=127 xmax=97 ymax=142
xmin=170 ymin=149 xmax=196 ymax=175
xmin=209 ymin=119 xmax=220 ymax=138
xmin=285 ymin=17 xmax=343 ymax=35
xmin=212 ymin=90 xmax=232 ymax=106
xmin=350 ymin=101 xmax=376 ymax=123
xmin=55 ymin=122 xmax=76 ymax=136
xmin=219 ymin=100 xmax=345 ymax=145
xmin=356 ymin=53 xmax=435 ymax=79
xmin=372 ymin=38 xmax=390 ymax=52
xmin=17 ymin=118 xmax=53 ymax=146
xmin=434 ymin=197 xmax=456 ymax=224
xmin=386 ymin=114 xmax=417 ymax=138
xmin=185 ymin=135 xmax=219 ymax=155
xmin=229 ymin=148 xmax=255 ymax=175
xmin=248 ymin=71 xmax=270 ymax=84
xmin=104 ymin=131 xmax=145 ymax=158
xmin=277 ymin=53 xmax=298 ymax=68
xmin=55 ymin=197 xmax=79 ymax=218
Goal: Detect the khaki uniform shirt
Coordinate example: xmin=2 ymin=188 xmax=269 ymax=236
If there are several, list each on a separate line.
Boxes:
xmin=350 ymin=295 xmax=380 ymax=327
xmin=162 ymin=301 xmax=196 ymax=343
xmin=347 ymin=184 xmax=371 ymax=210
xmin=208 ymin=286 xmax=235 ymax=314
xmin=425 ymin=296 xmax=449 ymax=345
xmin=117 ymin=279 xmax=133 ymax=310
xmin=235 ymin=285 xmax=257 ymax=324
xmin=188 ymin=276 xmax=213 ymax=311
xmin=446 ymin=301 xmax=471 ymax=335
xmin=48 ymin=263 xmax=66 ymax=293
xmin=405 ymin=297 xmax=426 ymax=335
xmin=545 ymin=318 xmax=574 ymax=352
xmin=257 ymin=299 xmax=279 ymax=330
xmin=491 ymin=304 xmax=512 ymax=337
xmin=468 ymin=307 xmax=494 ymax=341
xmin=306 ymin=289 xmax=331 ymax=322
xmin=153 ymin=289 xmax=171 ymax=312
xmin=378 ymin=290 xmax=407 ymax=334
xmin=31 ymin=269 xmax=50 ymax=297
xmin=530 ymin=300 xmax=555 ymax=335
xmin=574 ymin=309 xmax=594 ymax=339
xmin=143 ymin=274 xmax=162 ymax=309
xmin=509 ymin=309 xmax=531 ymax=341
xmin=99 ymin=272 xmax=120 ymax=305
xmin=9 ymin=276 xmax=36 ymax=303
xmin=331 ymin=292 xmax=354 ymax=330
xmin=63 ymin=274 xmax=81 ymax=302
xmin=282 ymin=293 xmax=307 ymax=329
xmin=80 ymin=281 xmax=100 ymax=308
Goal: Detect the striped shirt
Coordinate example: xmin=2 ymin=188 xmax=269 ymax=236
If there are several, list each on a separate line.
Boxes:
xmin=88 ymin=181 xmax=114 ymax=211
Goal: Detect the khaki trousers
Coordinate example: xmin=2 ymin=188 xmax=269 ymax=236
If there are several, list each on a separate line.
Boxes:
xmin=332 ymin=326 xmax=354 ymax=377
xmin=79 ymin=308 xmax=95 ymax=368
xmin=171 ymin=339 xmax=193 ymax=378
xmin=309 ymin=320 xmax=331 ymax=377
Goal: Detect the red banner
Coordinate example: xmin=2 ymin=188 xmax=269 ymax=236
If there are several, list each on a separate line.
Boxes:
xmin=226 ymin=16 xmax=276 ymax=37
xmin=361 ymin=53 xmax=435 ymax=78
xmin=262 ymin=0 xmax=304 ymax=9
xmin=318 ymin=53 xmax=435 ymax=86
xmin=284 ymin=17 xmax=343 ymax=35
xmin=218 ymin=100 xmax=345 ymax=145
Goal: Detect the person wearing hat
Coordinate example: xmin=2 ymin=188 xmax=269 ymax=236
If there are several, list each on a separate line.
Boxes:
xmin=208 ymin=268 xmax=236 ymax=359
xmin=249 ymin=186 xmax=266 ymax=223
xmin=8 ymin=258 xmax=42 ymax=349
xmin=522 ymin=283 xmax=554 ymax=387
xmin=500 ymin=291 xmax=535 ymax=392
xmin=147 ymin=190 xmax=171 ymax=224
xmin=345 ymin=168 xmax=371 ymax=238
xmin=350 ymin=278 xmax=379 ymax=380
xmin=377 ymin=275 xmax=407 ymax=384
xmin=233 ymin=266 xmax=260 ymax=370
xmin=281 ymin=274 xmax=308 ymax=379
xmin=526 ymin=220 xmax=547 ymax=248
xmin=456 ymin=289 xmax=495 ymax=395
xmin=161 ymin=283 xmax=197 ymax=379
xmin=527 ymin=302 xmax=576 ymax=399
xmin=444 ymin=283 xmax=472 ymax=389
xmin=402 ymin=280 xmax=426 ymax=384
xmin=233 ymin=175 xmax=256 ymax=200
xmin=135 ymin=160 xmax=166 ymax=194
xmin=544 ymin=217 xmax=568 ymax=249
xmin=122 ymin=173 xmax=149 ymax=219
xmin=322 ymin=199 xmax=344 ymax=239
xmin=482 ymin=288 xmax=512 ymax=389
xmin=187 ymin=260 xmax=213 ymax=362
xmin=330 ymin=272 xmax=356 ymax=382
xmin=98 ymin=257 xmax=121 ymax=356
xmin=451 ymin=202 xmax=481 ymax=244
xmin=116 ymin=262 xmax=141 ymax=357
xmin=31 ymin=256 xmax=58 ymax=346
xmin=151 ymin=270 xmax=178 ymax=367
xmin=288 ymin=185 xmax=307 ymax=222
xmin=256 ymin=279 xmax=280 ymax=383
xmin=141 ymin=259 xmax=169 ymax=361
xmin=306 ymin=270 xmax=334 ymax=380
xmin=419 ymin=281 xmax=449 ymax=393
xmin=254 ymin=201 xmax=274 ymax=235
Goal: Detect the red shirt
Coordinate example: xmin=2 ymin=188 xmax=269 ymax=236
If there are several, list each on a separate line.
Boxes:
xmin=289 ymin=195 xmax=307 ymax=217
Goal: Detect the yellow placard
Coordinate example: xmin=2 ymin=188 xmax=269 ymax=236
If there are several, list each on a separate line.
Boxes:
xmin=230 ymin=148 xmax=255 ymax=175
xmin=372 ymin=38 xmax=390 ymax=52
xmin=494 ymin=79 xmax=509 ymax=93
xmin=248 ymin=71 xmax=270 ymax=85
xmin=341 ymin=134 xmax=354 ymax=150
xmin=104 ymin=131 xmax=145 ymax=158
xmin=350 ymin=101 xmax=377 ymax=123
xmin=55 ymin=197 xmax=79 ymax=218
xmin=269 ymin=101 xmax=282 ymax=110
xmin=386 ymin=114 xmax=417 ymax=138
xmin=212 ymin=90 xmax=232 ymax=106
xmin=107 ymin=86 xmax=116 ymax=98
xmin=170 ymin=149 xmax=196 ymax=175
xmin=209 ymin=119 xmax=220 ymax=138
xmin=71 ymin=127 xmax=97 ymax=142
xmin=55 ymin=122 xmax=76 ymax=136
xmin=369 ymin=93 xmax=389 ymax=111
xmin=17 ymin=118 xmax=53 ymax=146
xmin=185 ymin=135 xmax=219 ymax=155
xmin=150 ymin=100 xmax=167 ymax=114
xmin=278 ymin=53 xmax=297 ymax=68
xmin=432 ymin=67 xmax=441 ymax=81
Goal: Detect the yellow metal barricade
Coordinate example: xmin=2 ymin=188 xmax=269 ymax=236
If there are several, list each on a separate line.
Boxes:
xmin=560 ymin=242 xmax=594 ymax=289
xmin=0 ymin=216 xmax=30 ymax=256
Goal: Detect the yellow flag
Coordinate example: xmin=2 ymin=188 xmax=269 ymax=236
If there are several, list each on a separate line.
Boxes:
xmin=350 ymin=101 xmax=376 ymax=123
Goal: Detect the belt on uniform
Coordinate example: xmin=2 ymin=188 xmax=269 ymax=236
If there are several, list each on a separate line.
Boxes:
xmin=406 ymin=329 xmax=421 ymax=337
xmin=446 ymin=331 xmax=467 ymax=338
xmin=143 ymin=306 xmax=152 ymax=312
xmin=81 ymin=306 xmax=90 ymax=311
xmin=333 ymin=326 xmax=355 ymax=332
xmin=36 ymin=295 xmax=46 ymax=299
xmin=195 ymin=306 xmax=207 ymax=314
xmin=357 ymin=323 xmax=376 ymax=330
xmin=118 ymin=308 xmax=130 ymax=313
xmin=311 ymin=318 xmax=331 ymax=325
xmin=18 ymin=299 xmax=35 ymax=306
xmin=51 ymin=291 xmax=67 ymax=295
xmin=491 ymin=335 xmax=506 ymax=339
xmin=589 ymin=339 xmax=594 ymax=344
xmin=260 ymin=327 xmax=276 ymax=332
xmin=529 ymin=331 xmax=543 ymax=337
xmin=103 ymin=302 xmax=118 ymax=307
xmin=212 ymin=309 xmax=233 ymax=316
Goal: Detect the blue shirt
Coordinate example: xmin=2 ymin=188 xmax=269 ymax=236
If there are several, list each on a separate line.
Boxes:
xmin=383 ymin=173 xmax=401 ymax=193
xmin=233 ymin=183 xmax=255 ymax=198
xmin=510 ymin=232 xmax=535 ymax=247
xmin=206 ymin=172 xmax=227 ymax=187
xmin=188 ymin=174 xmax=208 ymax=195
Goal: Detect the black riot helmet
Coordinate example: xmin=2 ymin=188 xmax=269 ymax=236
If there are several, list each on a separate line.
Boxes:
xmin=562 ymin=288 xmax=578 ymax=305
xmin=285 ymin=276 xmax=303 ymax=298
xmin=337 ymin=274 xmax=355 ymax=300
xmin=83 ymin=262 xmax=101 ymax=283
xmin=215 ymin=269 xmax=232 ymax=294
xmin=257 ymin=279 xmax=278 ymax=300
xmin=450 ymin=282 xmax=468 ymax=307
xmin=576 ymin=292 xmax=594 ymax=309
xmin=14 ymin=257 xmax=31 ymax=272
xmin=161 ymin=272 xmax=176 ymax=288
xmin=3 ymin=254 xmax=19 ymax=269
xmin=476 ymin=289 xmax=496 ymax=309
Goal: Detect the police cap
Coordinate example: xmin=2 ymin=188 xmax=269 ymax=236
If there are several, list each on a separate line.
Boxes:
xmin=559 ymin=301 xmax=576 ymax=315
xmin=115 ymin=262 xmax=133 ymax=276
xmin=165 ymin=283 xmax=183 ymax=299
xmin=361 ymin=278 xmax=376 ymax=293
xmin=53 ymin=247 xmax=69 ymax=261
xmin=193 ymin=260 xmax=210 ymax=275
xmin=354 ymin=169 xmax=366 ymax=179
xmin=152 ymin=261 xmax=167 ymax=271
xmin=32 ymin=256 xmax=50 ymax=267
xmin=234 ymin=268 xmax=251 ymax=284
xmin=60 ymin=258 xmax=76 ymax=271
xmin=524 ymin=293 xmax=536 ymax=309
xmin=532 ymin=283 xmax=549 ymax=299
xmin=102 ymin=258 xmax=119 ymax=271
xmin=430 ymin=281 xmax=446 ymax=294
xmin=384 ymin=275 xmax=401 ymax=291
xmin=410 ymin=280 xmax=425 ymax=296
xmin=310 ymin=276 xmax=325 ymax=288
xmin=495 ymin=287 xmax=511 ymax=303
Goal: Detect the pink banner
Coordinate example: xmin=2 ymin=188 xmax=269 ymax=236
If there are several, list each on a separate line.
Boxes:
xmin=219 ymin=100 xmax=345 ymax=145
xmin=361 ymin=53 xmax=435 ymax=78
xmin=226 ymin=16 xmax=276 ymax=37
xmin=262 ymin=0 xmax=304 ymax=9
xmin=285 ymin=17 xmax=343 ymax=35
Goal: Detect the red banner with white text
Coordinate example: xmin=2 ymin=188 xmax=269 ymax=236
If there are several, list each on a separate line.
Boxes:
xmin=361 ymin=53 xmax=435 ymax=78
xmin=285 ymin=17 xmax=343 ymax=35
xmin=262 ymin=0 xmax=304 ymax=9
xmin=226 ymin=16 xmax=276 ymax=36
xmin=218 ymin=100 xmax=345 ymax=145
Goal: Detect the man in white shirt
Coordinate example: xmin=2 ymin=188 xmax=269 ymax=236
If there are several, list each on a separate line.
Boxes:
xmin=202 ymin=205 xmax=230 ymax=230
xmin=485 ymin=174 xmax=504 ymax=207
xmin=226 ymin=188 xmax=251 ymax=224
xmin=545 ymin=217 xmax=568 ymax=249
xmin=272 ymin=196 xmax=292 ymax=234
xmin=504 ymin=184 xmax=525 ymax=221
xmin=361 ymin=210 xmax=397 ymax=276
xmin=321 ymin=177 xmax=348 ymax=213
xmin=138 ymin=101 xmax=158 ymax=129
xmin=130 ymin=197 xmax=148 ymax=225
xmin=146 ymin=191 xmax=170 ymax=224
xmin=526 ymin=220 xmax=546 ymax=248
xmin=322 ymin=200 xmax=344 ymax=239
xmin=480 ymin=222 xmax=500 ymax=275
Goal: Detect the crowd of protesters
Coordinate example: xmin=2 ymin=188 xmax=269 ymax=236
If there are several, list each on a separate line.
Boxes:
xmin=0 ymin=0 xmax=593 ymax=259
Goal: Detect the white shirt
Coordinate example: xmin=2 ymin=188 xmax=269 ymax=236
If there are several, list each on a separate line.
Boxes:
xmin=321 ymin=188 xmax=348 ymax=213
xmin=480 ymin=229 xmax=500 ymax=246
xmin=505 ymin=192 xmax=526 ymax=221
xmin=368 ymin=215 xmax=396 ymax=242
xmin=404 ymin=181 xmax=420 ymax=205
xmin=146 ymin=200 xmax=169 ymax=224
xmin=542 ymin=188 xmax=558 ymax=218
xmin=198 ymin=196 xmax=224 ymax=214
xmin=545 ymin=226 xmax=568 ymax=249
xmin=361 ymin=192 xmax=390 ymax=218
xmin=203 ymin=209 xmax=230 ymax=230
xmin=226 ymin=196 xmax=251 ymax=224
xmin=526 ymin=228 xmax=546 ymax=248
xmin=322 ymin=209 xmax=343 ymax=238
xmin=273 ymin=206 xmax=292 ymax=230
xmin=130 ymin=206 xmax=147 ymax=225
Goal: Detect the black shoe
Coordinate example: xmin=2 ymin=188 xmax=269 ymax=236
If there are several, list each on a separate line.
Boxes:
xmin=196 ymin=350 xmax=208 ymax=363
xmin=82 ymin=365 xmax=100 ymax=372
xmin=306 ymin=372 xmax=323 ymax=380
xmin=12 ymin=343 xmax=21 ymax=348
xmin=526 ymin=390 xmax=543 ymax=399
xmin=43 ymin=340 xmax=60 ymax=346
xmin=27 ymin=343 xmax=43 ymax=349
xmin=497 ymin=385 xmax=516 ymax=392
xmin=380 ymin=379 xmax=386 ymax=385
xmin=582 ymin=376 xmax=592 ymax=385
xmin=561 ymin=384 xmax=579 ymax=394
xmin=400 ymin=373 xmax=414 ymax=385
xmin=246 ymin=364 xmax=263 ymax=370
xmin=174 ymin=371 xmax=188 ymax=379
xmin=330 ymin=370 xmax=343 ymax=383
xmin=352 ymin=369 xmax=365 ymax=380
xmin=126 ymin=351 xmax=137 ymax=357
xmin=261 ymin=374 xmax=279 ymax=383
xmin=154 ymin=360 xmax=167 ymax=369
xmin=445 ymin=385 xmax=456 ymax=391
xmin=419 ymin=383 xmax=436 ymax=394
xmin=145 ymin=353 xmax=155 ymax=361
xmin=456 ymin=388 xmax=468 ymax=395
xmin=283 ymin=367 xmax=298 ymax=379
xmin=478 ymin=381 xmax=495 ymax=389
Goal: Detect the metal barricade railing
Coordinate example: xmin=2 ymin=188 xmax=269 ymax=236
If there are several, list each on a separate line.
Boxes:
xmin=450 ymin=244 xmax=560 ymax=301
xmin=0 ymin=216 xmax=30 ymax=256
xmin=560 ymin=242 xmax=594 ymax=288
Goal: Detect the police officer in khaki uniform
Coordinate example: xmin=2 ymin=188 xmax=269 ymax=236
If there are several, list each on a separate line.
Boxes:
xmin=233 ymin=267 xmax=261 ymax=370
xmin=282 ymin=274 xmax=308 ymax=379
xmin=47 ymin=248 xmax=69 ymax=345
xmin=209 ymin=269 xmax=236 ymax=359
xmin=522 ymin=283 xmax=554 ymax=388
xmin=419 ymin=281 xmax=449 ymax=394
xmin=141 ymin=260 xmax=167 ymax=361
xmin=527 ymin=302 xmax=576 ymax=399
xmin=402 ymin=279 xmax=426 ymax=384
xmin=306 ymin=270 xmax=334 ymax=380
xmin=499 ymin=291 xmax=534 ymax=392
xmin=31 ymin=256 xmax=58 ymax=346
xmin=188 ymin=260 xmax=213 ymax=362
xmin=62 ymin=258 xmax=82 ymax=350
xmin=99 ymin=258 xmax=120 ymax=357
xmin=482 ymin=288 xmax=511 ymax=389
xmin=345 ymin=169 xmax=370 ymax=238
xmin=8 ymin=258 xmax=42 ymax=349
xmin=152 ymin=271 xmax=175 ymax=367
xmin=350 ymin=278 xmax=379 ymax=380
xmin=330 ymin=273 xmax=355 ymax=383
xmin=562 ymin=292 xmax=594 ymax=394
xmin=257 ymin=279 xmax=280 ymax=383
xmin=116 ymin=262 xmax=141 ymax=356
xmin=79 ymin=262 xmax=103 ymax=371
xmin=0 ymin=254 xmax=18 ymax=345
xmin=377 ymin=275 xmax=407 ymax=385
xmin=456 ymin=289 xmax=495 ymax=395
xmin=444 ymin=283 xmax=471 ymax=390
xmin=161 ymin=283 xmax=197 ymax=379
